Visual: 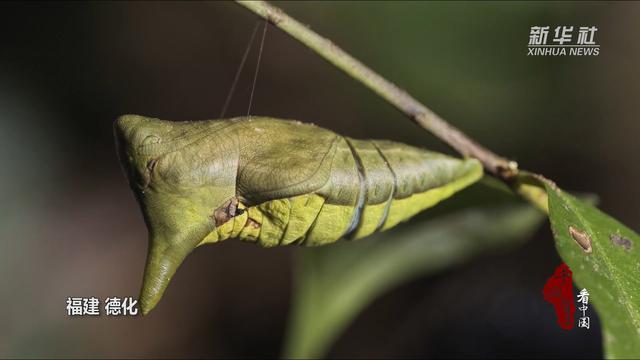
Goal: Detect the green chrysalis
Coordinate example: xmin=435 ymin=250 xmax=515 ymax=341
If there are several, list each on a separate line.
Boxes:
xmin=114 ymin=115 xmax=482 ymax=314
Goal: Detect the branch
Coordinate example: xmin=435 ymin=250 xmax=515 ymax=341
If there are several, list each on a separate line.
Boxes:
xmin=235 ymin=0 xmax=518 ymax=180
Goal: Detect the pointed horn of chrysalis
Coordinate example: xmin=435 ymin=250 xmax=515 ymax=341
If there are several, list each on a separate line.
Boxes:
xmin=136 ymin=199 xmax=213 ymax=315
xmin=139 ymin=231 xmax=196 ymax=315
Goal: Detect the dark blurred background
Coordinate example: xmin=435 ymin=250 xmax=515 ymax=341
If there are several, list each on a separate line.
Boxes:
xmin=1 ymin=1 xmax=638 ymax=358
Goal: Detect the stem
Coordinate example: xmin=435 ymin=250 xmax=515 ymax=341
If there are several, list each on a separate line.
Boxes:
xmin=234 ymin=1 xmax=549 ymax=213
xmin=235 ymin=0 xmax=518 ymax=180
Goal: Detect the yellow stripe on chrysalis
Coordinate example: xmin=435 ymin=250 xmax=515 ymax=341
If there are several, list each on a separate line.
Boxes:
xmin=281 ymin=194 xmax=325 ymax=245
xmin=257 ymin=198 xmax=291 ymax=247
xmin=350 ymin=202 xmax=388 ymax=240
xmin=305 ymin=202 xmax=355 ymax=246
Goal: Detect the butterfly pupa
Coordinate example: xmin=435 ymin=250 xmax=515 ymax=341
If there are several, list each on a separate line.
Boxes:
xmin=114 ymin=114 xmax=482 ymax=314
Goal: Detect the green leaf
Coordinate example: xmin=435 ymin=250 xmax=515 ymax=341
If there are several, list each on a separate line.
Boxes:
xmin=542 ymin=179 xmax=640 ymax=358
xmin=283 ymin=204 xmax=544 ymax=358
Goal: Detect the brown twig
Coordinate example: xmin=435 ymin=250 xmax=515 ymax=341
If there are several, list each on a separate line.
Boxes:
xmin=235 ymin=0 xmax=518 ymax=180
